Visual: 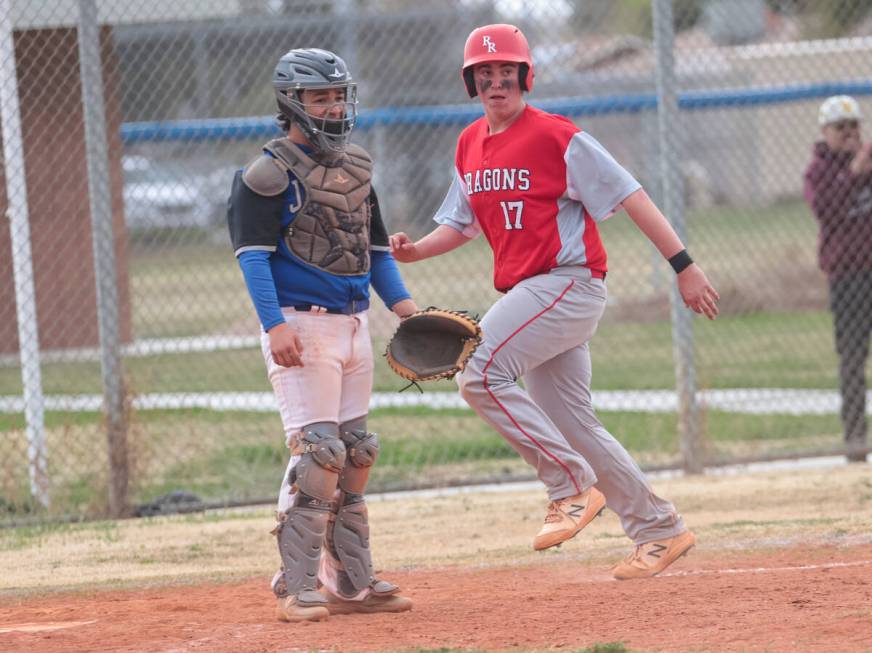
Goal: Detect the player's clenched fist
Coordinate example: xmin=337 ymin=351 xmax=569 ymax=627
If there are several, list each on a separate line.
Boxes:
xmin=389 ymin=225 xmax=474 ymax=264
xmin=389 ymin=232 xmax=419 ymax=263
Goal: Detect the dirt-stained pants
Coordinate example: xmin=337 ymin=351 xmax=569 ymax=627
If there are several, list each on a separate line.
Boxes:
xmin=262 ymin=308 xmax=374 ymax=597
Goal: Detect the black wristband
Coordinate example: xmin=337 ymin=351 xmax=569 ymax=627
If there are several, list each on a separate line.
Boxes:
xmin=668 ymin=249 xmax=693 ymax=274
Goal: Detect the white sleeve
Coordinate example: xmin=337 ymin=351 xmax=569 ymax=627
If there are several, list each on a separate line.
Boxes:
xmin=433 ymin=168 xmax=482 ymax=238
xmin=565 ymin=131 xmax=641 ymax=222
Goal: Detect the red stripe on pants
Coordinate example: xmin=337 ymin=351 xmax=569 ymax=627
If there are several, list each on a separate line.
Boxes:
xmin=482 ymin=280 xmax=581 ymax=495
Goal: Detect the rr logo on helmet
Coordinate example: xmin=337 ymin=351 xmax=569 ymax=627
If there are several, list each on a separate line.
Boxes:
xmin=462 ymin=24 xmax=533 ymax=98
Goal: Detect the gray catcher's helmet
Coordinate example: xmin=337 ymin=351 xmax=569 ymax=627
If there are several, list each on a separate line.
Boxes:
xmin=272 ymin=48 xmax=358 ymax=153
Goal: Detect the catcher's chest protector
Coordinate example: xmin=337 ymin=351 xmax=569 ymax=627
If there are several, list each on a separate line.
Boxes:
xmin=265 ymin=139 xmax=373 ymax=275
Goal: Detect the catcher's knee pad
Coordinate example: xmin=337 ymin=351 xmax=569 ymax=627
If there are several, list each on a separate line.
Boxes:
xmin=288 ymin=422 xmax=346 ymax=502
xmin=273 ymin=423 xmax=344 ymax=602
xmin=338 ymin=416 xmax=378 ymax=495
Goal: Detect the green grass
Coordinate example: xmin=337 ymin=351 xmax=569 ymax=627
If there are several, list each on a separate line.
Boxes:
xmin=0 ymin=405 xmax=842 ymax=519
xmin=590 ymin=309 xmax=840 ymax=390
xmin=0 ymin=309 xmax=843 ymax=395
xmin=0 ymin=520 xmax=121 ymax=552
xmin=129 ymin=243 xmax=255 ymax=338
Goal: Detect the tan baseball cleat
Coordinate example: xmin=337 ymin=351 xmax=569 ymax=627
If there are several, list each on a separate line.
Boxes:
xmin=275 ymin=595 xmax=330 ymax=622
xmin=532 ymin=486 xmax=607 ymax=551
xmin=612 ymin=530 xmax=696 ymax=580
xmin=324 ymin=591 xmax=413 ymax=615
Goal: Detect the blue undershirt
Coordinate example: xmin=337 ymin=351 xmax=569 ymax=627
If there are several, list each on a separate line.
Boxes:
xmin=239 ymin=248 xmax=409 ymax=331
xmin=233 ymin=144 xmax=410 ymax=331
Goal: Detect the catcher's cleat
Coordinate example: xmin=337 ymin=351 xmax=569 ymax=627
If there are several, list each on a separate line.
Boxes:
xmin=612 ymin=530 xmax=696 ymax=580
xmin=275 ymin=594 xmax=330 ymax=622
xmin=323 ymin=590 xmax=413 ymax=615
xmin=532 ymin=486 xmax=606 ymax=551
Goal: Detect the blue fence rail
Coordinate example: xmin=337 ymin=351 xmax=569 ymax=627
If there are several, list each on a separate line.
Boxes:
xmin=121 ymin=80 xmax=872 ymax=144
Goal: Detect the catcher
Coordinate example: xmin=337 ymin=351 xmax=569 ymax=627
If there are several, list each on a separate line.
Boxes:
xmin=227 ymin=48 xmax=417 ymax=622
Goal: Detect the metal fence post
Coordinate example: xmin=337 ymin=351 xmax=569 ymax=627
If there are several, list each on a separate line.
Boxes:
xmin=77 ymin=0 xmax=129 ymax=516
xmin=652 ymin=0 xmax=703 ymax=474
xmin=0 ymin=0 xmax=49 ymax=508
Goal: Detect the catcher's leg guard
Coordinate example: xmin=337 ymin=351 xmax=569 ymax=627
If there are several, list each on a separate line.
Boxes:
xmin=273 ymin=422 xmax=345 ymax=607
xmin=325 ymin=416 xmax=400 ymax=599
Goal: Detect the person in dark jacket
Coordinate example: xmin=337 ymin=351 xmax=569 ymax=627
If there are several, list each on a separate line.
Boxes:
xmin=803 ymin=95 xmax=872 ymax=463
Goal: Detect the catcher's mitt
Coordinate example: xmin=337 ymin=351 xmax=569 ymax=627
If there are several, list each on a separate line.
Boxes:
xmin=385 ymin=308 xmax=482 ymax=382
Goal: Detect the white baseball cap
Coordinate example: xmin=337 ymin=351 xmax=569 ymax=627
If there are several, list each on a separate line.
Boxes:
xmin=818 ymin=95 xmax=863 ymax=126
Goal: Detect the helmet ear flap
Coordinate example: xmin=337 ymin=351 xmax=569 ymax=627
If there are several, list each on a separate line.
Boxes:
xmin=463 ymin=68 xmax=477 ymax=98
xmin=518 ymin=62 xmax=533 ymax=93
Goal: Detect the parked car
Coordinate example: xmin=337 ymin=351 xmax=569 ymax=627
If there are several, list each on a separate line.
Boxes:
xmin=122 ymin=155 xmax=213 ymax=231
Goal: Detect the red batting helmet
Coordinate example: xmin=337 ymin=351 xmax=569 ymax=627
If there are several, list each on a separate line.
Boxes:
xmin=462 ymin=24 xmax=534 ymax=98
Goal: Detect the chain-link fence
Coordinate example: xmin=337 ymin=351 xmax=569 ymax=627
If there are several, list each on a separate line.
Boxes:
xmin=2 ymin=0 xmax=871 ymax=524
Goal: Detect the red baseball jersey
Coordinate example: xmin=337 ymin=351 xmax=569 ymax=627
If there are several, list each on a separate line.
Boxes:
xmin=434 ymin=105 xmax=641 ymax=292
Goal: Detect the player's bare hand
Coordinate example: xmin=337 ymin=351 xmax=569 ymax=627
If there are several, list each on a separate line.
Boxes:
xmin=850 ymin=142 xmax=872 ymax=175
xmin=389 ymin=232 xmax=419 ymax=263
xmin=678 ymin=264 xmax=720 ymax=320
xmin=392 ymin=298 xmax=418 ymax=320
xmin=268 ymin=322 xmax=305 ymax=367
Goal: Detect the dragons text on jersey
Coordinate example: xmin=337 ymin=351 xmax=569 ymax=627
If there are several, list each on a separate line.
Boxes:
xmin=464 ymin=168 xmax=531 ymax=195
xmin=433 ymin=104 xmax=641 ymax=292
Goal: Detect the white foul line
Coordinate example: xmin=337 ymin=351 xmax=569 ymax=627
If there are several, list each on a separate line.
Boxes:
xmin=661 ymin=559 xmax=872 ymax=578
xmin=0 ymin=619 xmax=97 ymax=634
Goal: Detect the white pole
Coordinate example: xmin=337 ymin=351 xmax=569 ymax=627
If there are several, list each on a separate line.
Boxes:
xmin=0 ymin=0 xmax=49 ymax=507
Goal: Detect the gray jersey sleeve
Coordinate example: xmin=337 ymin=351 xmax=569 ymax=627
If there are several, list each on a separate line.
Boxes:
xmin=433 ymin=169 xmax=481 ymax=238
xmin=565 ymin=132 xmax=641 ymax=221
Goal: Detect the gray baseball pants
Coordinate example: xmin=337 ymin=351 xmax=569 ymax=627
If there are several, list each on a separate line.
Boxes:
xmin=456 ymin=266 xmax=685 ymax=544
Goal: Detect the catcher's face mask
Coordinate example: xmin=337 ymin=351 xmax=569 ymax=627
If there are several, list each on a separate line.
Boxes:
xmin=280 ymin=84 xmax=358 ymax=153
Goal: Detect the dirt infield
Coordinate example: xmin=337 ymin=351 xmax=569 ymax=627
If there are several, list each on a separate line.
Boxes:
xmin=3 ymin=466 xmax=872 ymax=652
xmin=2 ymin=542 xmax=871 ymax=653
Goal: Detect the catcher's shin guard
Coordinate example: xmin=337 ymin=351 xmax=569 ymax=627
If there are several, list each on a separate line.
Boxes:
xmin=325 ymin=416 xmax=396 ymax=597
xmin=273 ymin=422 xmax=345 ymax=603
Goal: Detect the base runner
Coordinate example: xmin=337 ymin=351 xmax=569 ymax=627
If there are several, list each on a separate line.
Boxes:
xmin=390 ymin=24 xmax=719 ymax=580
